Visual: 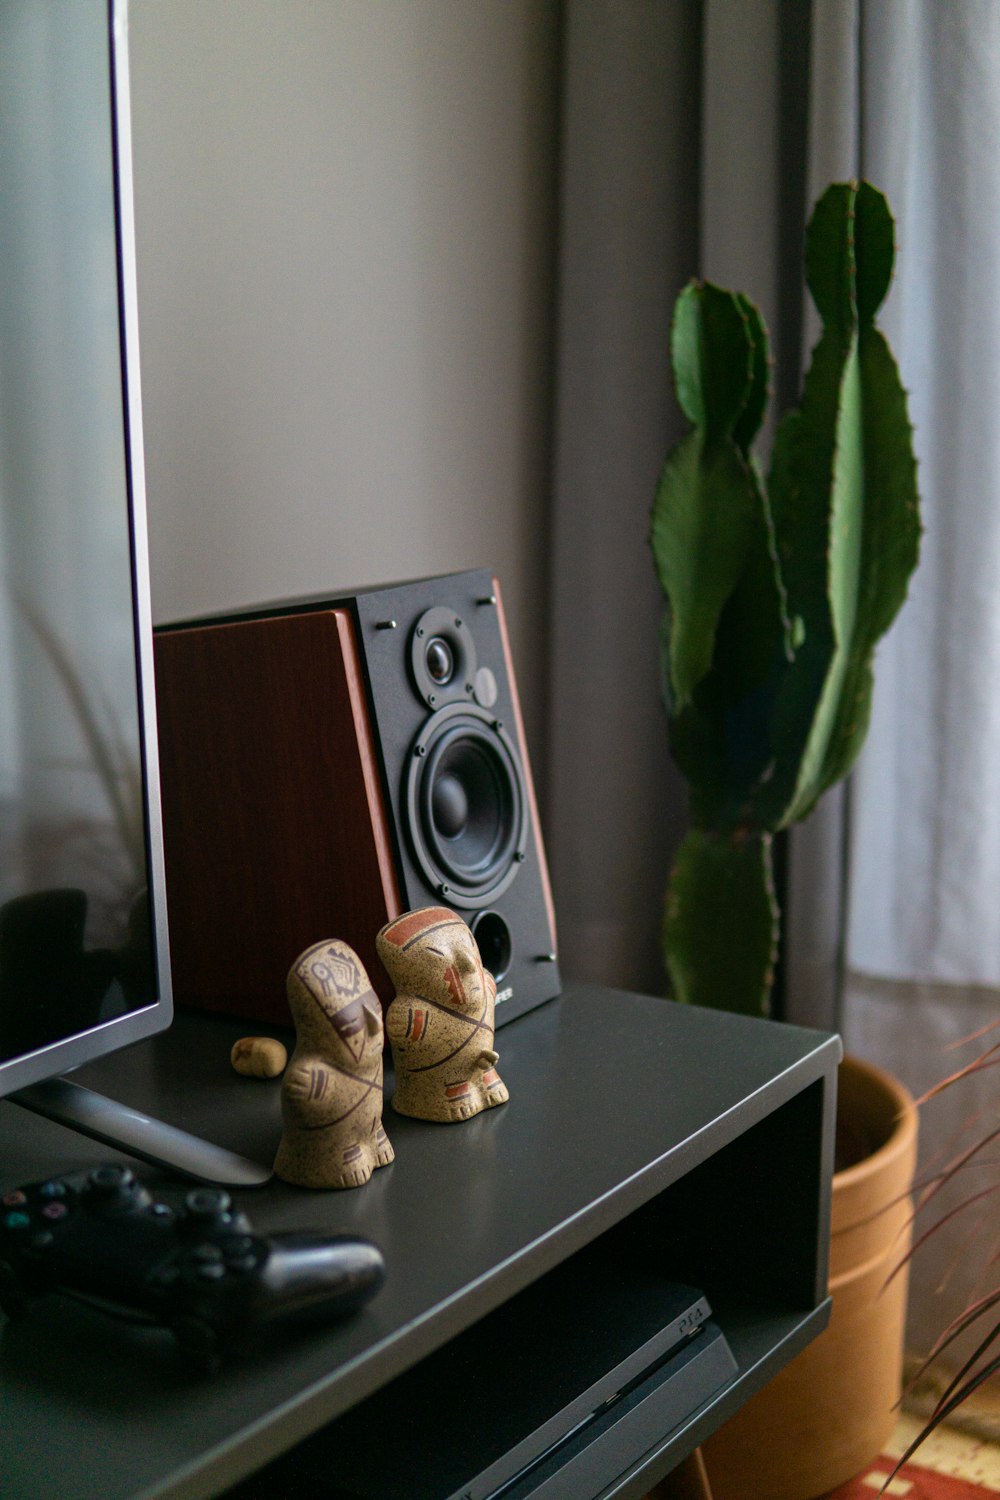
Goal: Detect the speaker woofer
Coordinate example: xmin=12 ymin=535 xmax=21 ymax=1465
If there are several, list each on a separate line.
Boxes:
xmin=405 ymin=704 xmax=527 ymax=908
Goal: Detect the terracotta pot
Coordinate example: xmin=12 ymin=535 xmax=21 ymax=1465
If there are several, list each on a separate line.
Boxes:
xmin=702 ymin=1056 xmax=918 ymax=1500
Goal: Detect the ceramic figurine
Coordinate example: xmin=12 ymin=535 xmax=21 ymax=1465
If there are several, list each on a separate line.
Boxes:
xmin=230 ymin=1036 xmax=287 ymax=1078
xmin=273 ymin=939 xmax=394 ymax=1189
xmin=376 ymin=907 xmax=509 ymax=1123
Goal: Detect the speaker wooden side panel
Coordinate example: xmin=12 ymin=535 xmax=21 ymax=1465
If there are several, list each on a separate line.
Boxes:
xmin=154 ymin=610 xmax=402 ymax=1023
xmin=491 ymin=574 xmax=557 ymax=951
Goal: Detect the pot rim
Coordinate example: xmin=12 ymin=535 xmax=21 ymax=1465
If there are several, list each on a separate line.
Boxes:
xmin=834 ymin=1053 xmax=918 ymax=1190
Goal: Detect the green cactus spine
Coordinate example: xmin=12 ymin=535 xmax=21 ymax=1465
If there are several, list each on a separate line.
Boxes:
xmin=651 ymin=182 xmax=921 ymax=1016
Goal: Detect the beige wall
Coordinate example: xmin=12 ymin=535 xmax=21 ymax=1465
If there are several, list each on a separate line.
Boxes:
xmin=128 ymin=0 xmax=560 ymax=757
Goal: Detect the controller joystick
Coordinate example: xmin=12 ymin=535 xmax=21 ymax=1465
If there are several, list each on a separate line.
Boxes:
xmin=0 ymin=1165 xmax=385 ymax=1370
xmin=179 ymin=1187 xmax=251 ymax=1238
xmin=83 ymin=1163 xmax=153 ymax=1214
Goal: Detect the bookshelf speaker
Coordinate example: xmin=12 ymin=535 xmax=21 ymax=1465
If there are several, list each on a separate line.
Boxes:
xmin=154 ymin=569 xmax=559 ymax=1028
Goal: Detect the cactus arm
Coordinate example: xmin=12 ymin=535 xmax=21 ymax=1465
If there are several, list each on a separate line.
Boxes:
xmin=671 ymin=474 xmax=792 ymax=830
xmin=655 ymin=284 xmax=791 ymax=827
xmin=750 ymin=335 xmax=843 ymax=829
xmin=805 ymin=327 xmax=921 ymax=807
xmin=663 ymin=828 xmax=779 ymax=1016
xmin=776 ymin=333 xmax=865 ymax=825
xmin=652 ymin=434 xmax=761 ymax=712
xmin=671 ymin=281 xmax=755 ymax=441
xmin=761 ymin=181 xmax=919 ymax=827
xmin=732 ymin=294 xmax=770 ymax=458
xmin=653 ymin=280 xmax=787 ymax=723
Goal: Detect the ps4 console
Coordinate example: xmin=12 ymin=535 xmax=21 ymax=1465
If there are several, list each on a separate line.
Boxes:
xmin=263 ymin=1249 xmax=737 ymax=1500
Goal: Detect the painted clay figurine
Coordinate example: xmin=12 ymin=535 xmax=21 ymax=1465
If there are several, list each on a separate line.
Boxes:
xmin=230 ymin=1036 xmax=287 ymax=1078
xmin=274 ymin=939 xmax=394 ymax=1189
xmin=376 ymin=906 xmax=509 ymax=1123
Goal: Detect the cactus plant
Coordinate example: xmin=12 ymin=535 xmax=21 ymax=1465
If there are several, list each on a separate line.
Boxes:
xmin=651 ymin=181 xmax=921 ymax=1017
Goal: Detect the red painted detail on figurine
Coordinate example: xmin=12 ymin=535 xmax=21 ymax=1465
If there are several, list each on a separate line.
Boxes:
xmin=445 ymin=1083 xmax=471 ymax=1099
xmin=444 ymin=965 xmax=468 ymax=1009
xmin=380 ymin=907 xmax=459 ymax=950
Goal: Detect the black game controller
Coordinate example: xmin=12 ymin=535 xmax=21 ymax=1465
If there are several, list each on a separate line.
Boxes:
xmin=0 ymin=1164 xmax=385 ymax=1370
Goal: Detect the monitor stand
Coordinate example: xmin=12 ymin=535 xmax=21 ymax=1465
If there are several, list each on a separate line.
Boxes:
xmin=9 ymin=1077 xmax=273 ymax=1187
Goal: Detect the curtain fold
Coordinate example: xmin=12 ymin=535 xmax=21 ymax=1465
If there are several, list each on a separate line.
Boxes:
xmin=545 ymin=0 xmax=700 ymax=992
xmin=549 ymin=0 xmax=1000 ymax=1366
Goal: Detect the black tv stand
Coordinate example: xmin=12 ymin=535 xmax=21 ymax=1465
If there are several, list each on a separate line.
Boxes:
xmin=10 ymin=1077 xmax=272 ymax=1187
xmin=0 ymin=984 xmax=839 ymax=1500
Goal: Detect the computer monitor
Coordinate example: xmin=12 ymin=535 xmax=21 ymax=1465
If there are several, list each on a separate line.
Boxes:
xmin=0 ymin=0 xmax=268 ymax=1184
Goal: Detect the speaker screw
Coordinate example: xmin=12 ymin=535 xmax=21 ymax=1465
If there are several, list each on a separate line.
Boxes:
xmin=439 ymin=883 xmax=451 ymax=897
xmin=415 ymin=745 xmax=426 ymax=758
xmin=454 ymin=617 xmax=463 ymax=628
xmin=416 ymin=626 xmax=425 ymax=638
xmin=493 ymin=719 xmax=503 ymax=731
xmin=515 ymin=851 xmax=526 ymax=863
xmin=375 ymin=619 xmax=397 ymax=631
xmin=429 ymin=693 xmax=437 ymax=706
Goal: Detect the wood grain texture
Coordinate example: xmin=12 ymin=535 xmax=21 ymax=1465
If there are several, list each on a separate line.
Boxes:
xmin=492 ymin=573 xmax=557 ymax=946
xmin=154 ymin=608 xmax=402 ymax=1023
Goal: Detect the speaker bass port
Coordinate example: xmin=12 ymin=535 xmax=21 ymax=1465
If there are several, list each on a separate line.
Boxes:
xmin=470 ymin=910 xmax=513 ymax=983
xmin=405 ymin=704 xmax=528 ymax=908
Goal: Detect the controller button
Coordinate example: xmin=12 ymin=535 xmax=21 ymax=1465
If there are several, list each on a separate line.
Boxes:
xmin=195 ymin=1262 xmax=226 ymax=1282
xmin=41 ymin=1202 xmax=69 ymax=1221
xmin=150 ymin=1264 xmax=181 ymax=1289
xmin=38 ymin=1181 xmax=67 ymax=1198
xmin=192 ymin=1244 xmax=224 ymax=1264
xmin=2 ymin=1191 xmax=27 ymax=1207
xmin=3 ymin=1211 xmax=30 ymax=1231
xmin=225 ymin=1254 xmax=258 ymax=1275
xmin=31 ymin=1231 xmax=55 ymax=1249
xmin=224 ymin=1235 xmax=255 ymax=1257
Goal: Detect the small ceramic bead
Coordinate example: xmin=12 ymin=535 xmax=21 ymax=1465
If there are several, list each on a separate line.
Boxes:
xmin=273 ymin=939 xmax=394 ymax=1190
xmin=376 ymin=906 xmax=509 ymax=1124
xmin=230 ymin=1036 xmax=288 ymax=1079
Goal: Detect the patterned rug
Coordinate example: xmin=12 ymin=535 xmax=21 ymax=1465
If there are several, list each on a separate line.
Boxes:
xmin=826 ymin=1414 xmax=1000 ymax=1498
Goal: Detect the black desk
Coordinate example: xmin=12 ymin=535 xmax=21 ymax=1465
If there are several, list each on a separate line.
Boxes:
xmin=0 ymin=986 xmax=840 ymax=1500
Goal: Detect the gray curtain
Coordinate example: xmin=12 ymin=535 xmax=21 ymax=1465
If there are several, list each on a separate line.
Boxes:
xmin=545 ymin=1 xmax=700 ymax=993
xmin=547 ymin=0 xmax=1000 ymax=1367
xmin=546 ymin=1 xmax=809 ymax=996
